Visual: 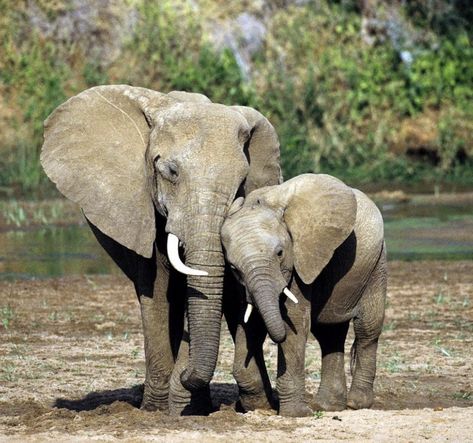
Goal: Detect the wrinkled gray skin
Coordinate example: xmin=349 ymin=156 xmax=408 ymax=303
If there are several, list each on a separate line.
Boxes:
xmin=222 ymin=174 xmax=387 ymax=417
xmin=41 ymin=85 xmax=281 ymax=415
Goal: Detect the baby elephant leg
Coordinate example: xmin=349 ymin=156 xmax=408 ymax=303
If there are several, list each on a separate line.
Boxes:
xmin=233 ymin=315 xmax=274 ymax=412
xmin=277 ymin=283 xmax=312 ymax=417
xmin=312 ymin=321 xmax=350 ymax=411
xmin=348 ymin=251 xmax=387 ymax=410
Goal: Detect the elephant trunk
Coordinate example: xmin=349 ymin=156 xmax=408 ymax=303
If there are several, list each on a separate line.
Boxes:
xmin=245 ymin=263 xmax=287 ymax=343
xmin=179 ymin=199 xmax=227 ymax=391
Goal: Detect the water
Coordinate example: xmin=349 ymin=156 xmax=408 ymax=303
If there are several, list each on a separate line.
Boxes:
xmin=381 ymin=200 xmax=473 ymax=261
xmin=0 ymin=225 xmax=119 ymax=280
xmin=1 ymin=200 xmax=472 ymax=280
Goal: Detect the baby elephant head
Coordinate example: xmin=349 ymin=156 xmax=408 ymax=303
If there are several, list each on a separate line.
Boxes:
xmin=221 ymin=174 xmax=357 ymax=343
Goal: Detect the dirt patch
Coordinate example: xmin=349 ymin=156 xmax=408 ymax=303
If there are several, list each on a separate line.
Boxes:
xmin=1 ymin=261 xmax=472 ymax=441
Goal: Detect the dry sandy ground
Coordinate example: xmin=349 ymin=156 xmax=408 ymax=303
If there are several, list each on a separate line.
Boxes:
xmin=1 ymin=261 xmax=472 ymax=442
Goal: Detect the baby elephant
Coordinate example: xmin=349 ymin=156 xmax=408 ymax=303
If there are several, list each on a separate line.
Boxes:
xmin=222 ymin=173 xmax=387 ymax=417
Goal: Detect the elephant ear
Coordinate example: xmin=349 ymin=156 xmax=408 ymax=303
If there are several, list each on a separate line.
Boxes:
xmin=41 ymin=85 xmax=169 ymax=258
xmin=231 ymin=106 xmax=282 ymax=194
xmin=167 ymin=90 xmax=211 ymax=103
xmin=282 ymin=174 xmax=357 ymax=285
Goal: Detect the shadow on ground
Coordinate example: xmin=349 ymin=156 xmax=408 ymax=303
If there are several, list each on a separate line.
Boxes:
xmin=53 ymin=383 xmax=240 ymax=412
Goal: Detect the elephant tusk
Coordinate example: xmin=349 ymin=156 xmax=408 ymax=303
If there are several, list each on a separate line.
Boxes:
xmin=243 ymin=304 xmax=253 ymax=323
xmin=167 ymin=234 xmax=208 ymax=276
xmin=283 ymin=287 xmax=298 ymax=304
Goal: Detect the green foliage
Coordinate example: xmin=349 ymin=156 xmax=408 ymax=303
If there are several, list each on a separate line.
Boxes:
xmin=0 ymin=4 xmax=69 ymax=192
xmin=117 ymin=0 xmax=252 ymax=105
xmin=252 ymin=3 xmax=473 ymax=183
xmin=1 ymin=305 xmax=15 ymax=330
xmin=405 ymin=0 xmax=473 ymax=36
xmin=0 ymin=0 xmax=472 ymax=195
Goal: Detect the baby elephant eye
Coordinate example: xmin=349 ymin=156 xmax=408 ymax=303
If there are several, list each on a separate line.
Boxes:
xmin=276 ymin=247 xmax=284 ymax=259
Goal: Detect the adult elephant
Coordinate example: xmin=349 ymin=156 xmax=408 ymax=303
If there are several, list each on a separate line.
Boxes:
xmin=41 ymin=85 xmax=281 ymax=414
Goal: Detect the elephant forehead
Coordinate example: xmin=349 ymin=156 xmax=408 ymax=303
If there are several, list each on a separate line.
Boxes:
xmin=223 ymin=206 xmax=283 ymax=242
xmin=155 ymin=102 xmax=248 ymax=131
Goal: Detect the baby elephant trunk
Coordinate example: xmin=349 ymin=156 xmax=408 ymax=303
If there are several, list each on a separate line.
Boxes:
xmin=248 ymin=277 xmax=287 ymax=343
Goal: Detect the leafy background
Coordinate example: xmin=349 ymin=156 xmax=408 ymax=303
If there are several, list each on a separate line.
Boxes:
xmin=1 ymin=0 xmax=472 ymax=197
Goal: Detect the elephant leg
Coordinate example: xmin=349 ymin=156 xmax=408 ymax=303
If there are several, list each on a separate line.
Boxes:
xmin=139 ymin=251 xmax=184 ymax=412
xmin=223 ymin=272 xmax=275 ymax=412
xmin=277 ymin=279 xmax=312 ymax=417
xmin=87 ymin=222 xmax=176 ymax=411
xmin=168 ymin=315 xmax=212 ymax=416
xmin=232 ymin=316 xmax=274 ymax=411
xmin=223 ymin=275 xmax=274 ymax=412
xmin=312 ymin=321 xmax=350 ymax=411
xmin=347 ymin=249 xmax=387 ymax=410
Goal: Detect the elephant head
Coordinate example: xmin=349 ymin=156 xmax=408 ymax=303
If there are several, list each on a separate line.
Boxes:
xmin=41 ymin=85 xmax=281 ymax=389
xmin=221 ymin=174 xmax=357 ymax=343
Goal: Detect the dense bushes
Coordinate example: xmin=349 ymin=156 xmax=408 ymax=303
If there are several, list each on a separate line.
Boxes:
xmin=252 ymin=3 xmax=473 ymax=182
xmin=0 ymin=0 xmax=471 ymax=196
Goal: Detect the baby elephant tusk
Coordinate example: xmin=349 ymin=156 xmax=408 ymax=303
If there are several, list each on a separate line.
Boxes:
xmin=167 ymin=234 xmax=208 ymax=276
xmin=244 ymin=304 xmax=253 ymax=323
xmin=283 ymin=287 xmax=298 ymax=304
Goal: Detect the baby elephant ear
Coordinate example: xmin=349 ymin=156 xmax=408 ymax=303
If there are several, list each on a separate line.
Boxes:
xmin=283 ymin=174 xmax=357 ymax=285
xmin=41 ymin=85 xmax=165 ymax=258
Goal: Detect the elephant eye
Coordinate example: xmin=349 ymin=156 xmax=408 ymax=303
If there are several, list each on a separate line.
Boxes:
xmin=276 ymin=247 xmax=284 ymax=259
xmin=156 ymin=158 xmax=179 ymax=183
xmin=167 ymin=163 xmax=179 ymax=178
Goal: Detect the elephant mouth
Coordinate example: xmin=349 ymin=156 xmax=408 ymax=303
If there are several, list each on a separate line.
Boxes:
xmin=166 ymin=233 xmax=208 ymax=276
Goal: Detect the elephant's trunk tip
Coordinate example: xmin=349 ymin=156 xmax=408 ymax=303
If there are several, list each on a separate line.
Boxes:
xmin=180 ymin=366 xmax=212 ymax=391
xmin=269 ymin=328 xmax=286 ymax=344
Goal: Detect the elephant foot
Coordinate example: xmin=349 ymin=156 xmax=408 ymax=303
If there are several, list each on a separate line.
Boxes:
xmin=140 ymin=384 xmax=169 ymax=412
xmin=238 ymin=391 xmax=274 ymax=412
xmin=313 ymin=388 xmax=347 ymax=411
xmin=140 ymin=400 xmax=167 ymax=412
xmin=279 ymin=400 xmax=313 ymax=417
xmin=347 ymin=387 xmax=373 ymax=410
xmin=169 ymin=384 xmax=213 ymax=416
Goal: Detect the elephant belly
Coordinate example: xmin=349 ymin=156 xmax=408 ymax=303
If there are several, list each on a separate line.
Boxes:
xmin=311 ymin=192 xmax=384 ymax=326
xmin=310 ymin=249 xmax=374 ymax=325
xmin=312 ymin=287 xmax=360 ymax=324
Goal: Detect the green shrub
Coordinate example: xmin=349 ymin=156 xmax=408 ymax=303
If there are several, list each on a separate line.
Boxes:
xmin=0 ymin=5 xmax=69 ymax=192
xmin=115 ymin=0 xmax=253 ymax=105
xmin=252 ymin=2 xmax=473 ymax=184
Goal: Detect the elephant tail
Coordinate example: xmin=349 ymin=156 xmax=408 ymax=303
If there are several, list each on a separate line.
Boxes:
xmin=350 ymin=339 xmax=357 ymax=377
